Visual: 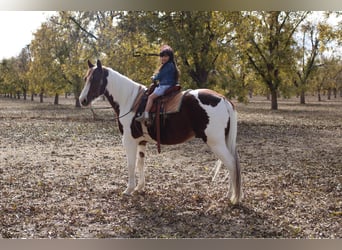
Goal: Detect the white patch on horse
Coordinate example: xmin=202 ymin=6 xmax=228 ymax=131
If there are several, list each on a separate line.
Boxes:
xmin=79 ymin=67 xmax=95 ymax=105
xmin=79 ymin=81 xmax=91 ymax=105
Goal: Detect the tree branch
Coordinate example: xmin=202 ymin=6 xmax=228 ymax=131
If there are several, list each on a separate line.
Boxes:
xmin=68 ymin=16 xmax=98 ymax=40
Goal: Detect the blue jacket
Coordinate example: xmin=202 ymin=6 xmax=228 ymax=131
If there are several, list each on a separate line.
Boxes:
xmin=152 ymin=61 xmax=177 ymax=86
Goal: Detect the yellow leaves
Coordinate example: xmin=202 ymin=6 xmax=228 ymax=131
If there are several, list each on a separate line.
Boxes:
xmin=289 ymin=224 xmax=302 ymax=236
xmin=330 ymin=211 xmax=342 ymax=217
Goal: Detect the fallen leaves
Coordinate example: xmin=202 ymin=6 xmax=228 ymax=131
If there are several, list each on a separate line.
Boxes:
xmin=0 ymin=96 xmax=341 ymax=238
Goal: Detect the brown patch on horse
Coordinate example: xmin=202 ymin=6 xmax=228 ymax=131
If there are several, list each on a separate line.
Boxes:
xmin=198 ymin=89 xmax=224 ymax=107
xmin=84 ymin=68 xmax=94 ymax=81
xmin=131 ymin=120 xmax=143 ymax=139
xmin=85 ymin=67 xmax=109 ymax=104
xmin=131 ymin=87 xmax=147 ymax=113
xmin=183 ymin=94 xmax=210 ymax=142
xmin=104 ymin=91 xmax=123 ymax=134
xmin=130 ymin=92 xmax=211 ymax=147
xmin=152 ymin=93 xmax=209 ymax=144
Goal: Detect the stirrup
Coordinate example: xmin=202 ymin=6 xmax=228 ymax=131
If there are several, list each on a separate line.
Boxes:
xmin=135 ymin=113 xmax=149 ymax=123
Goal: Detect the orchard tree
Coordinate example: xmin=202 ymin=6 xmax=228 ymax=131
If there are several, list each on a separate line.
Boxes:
xmin=88 ymin=11 xmax=159 ymax=84
xmin=0 ymin=59 xmax=17 ymax=97
xmin=29 ymin=18 xmax=69 ymax=104
xmin=294 ymin=21 xmax=320 ymax=104
xmin=58 ymin=11 xmax=100 ymax=107
xmin=311 ymin=57 xmax=341 ymax=101
xmin=117 ymin=11 xmax=240 ymax=89
xmin=0 ymin=57 xmax=28 ymax=99
xmin=17 ymin=46 xmax=31 ymax=100
xmin=236 ymin=11 xmax=309 ymax=110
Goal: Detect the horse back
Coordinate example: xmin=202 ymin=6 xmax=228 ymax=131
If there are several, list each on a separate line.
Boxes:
xmin=131 ymin=89 xmax=229 ymax=146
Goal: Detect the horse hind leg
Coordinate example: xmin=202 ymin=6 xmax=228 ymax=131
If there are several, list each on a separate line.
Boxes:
xmin=207 ymin=141 xmax=240 ymax=204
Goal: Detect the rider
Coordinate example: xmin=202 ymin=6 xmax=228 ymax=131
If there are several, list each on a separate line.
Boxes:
xmin=136 ymin=45 xmax=180 ymax=123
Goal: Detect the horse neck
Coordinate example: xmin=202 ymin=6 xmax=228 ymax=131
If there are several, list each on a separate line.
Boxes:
xmin=106 ymin=68 xmax=144 ymax=111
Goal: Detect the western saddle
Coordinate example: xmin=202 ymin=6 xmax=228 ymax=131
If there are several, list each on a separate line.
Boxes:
xmin=135 ymin=83 xmax=182 ymax=153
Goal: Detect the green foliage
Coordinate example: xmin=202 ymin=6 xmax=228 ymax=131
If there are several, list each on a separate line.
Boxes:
xmin=117 ymin=11 xmax=241 ymax=89
xmin=1 ymin=11 xmax=341 ymax=108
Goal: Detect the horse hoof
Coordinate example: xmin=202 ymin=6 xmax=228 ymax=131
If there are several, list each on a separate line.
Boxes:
xmin=134 ymin=184 xmax=145 ymax=192
xmin=122 ymin=188 xmax=134 ymax=196
xmin=230 ymin=196 xmax=240 ymax=205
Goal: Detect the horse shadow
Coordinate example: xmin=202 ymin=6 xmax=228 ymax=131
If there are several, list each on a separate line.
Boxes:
xmin=111 ymin=190 xmax=284 ymax=238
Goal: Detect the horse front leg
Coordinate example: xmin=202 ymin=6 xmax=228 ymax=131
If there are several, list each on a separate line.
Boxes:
xmin=135 ymin=141 xmax=147 ymax=192
xmin=122 ymin=136 xmax=138 ymax=195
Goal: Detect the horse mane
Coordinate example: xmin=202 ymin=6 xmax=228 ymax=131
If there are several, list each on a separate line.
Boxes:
xmin=105 ymin=67 xmax=146 ymax=108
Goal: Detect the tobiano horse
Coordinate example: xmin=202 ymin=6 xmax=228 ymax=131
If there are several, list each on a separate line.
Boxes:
xmin=79 ymin=60 xmax=242 ymax=204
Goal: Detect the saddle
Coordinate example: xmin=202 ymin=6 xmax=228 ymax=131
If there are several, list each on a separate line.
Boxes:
xmin=134 ymin=84 xmax=183 ymax=153
xmin=135 ymin=84 xmax=182 ymax=115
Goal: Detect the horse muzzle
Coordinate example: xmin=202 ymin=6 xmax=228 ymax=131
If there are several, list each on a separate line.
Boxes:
xmin=80 ymin=97 xmax=89 ymax=107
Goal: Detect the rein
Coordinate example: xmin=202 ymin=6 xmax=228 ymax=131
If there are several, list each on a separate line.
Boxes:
xmin=114 ymin=109 xmax=134 ymax=120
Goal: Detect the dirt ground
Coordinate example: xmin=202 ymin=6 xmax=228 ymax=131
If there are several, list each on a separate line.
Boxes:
xmin=0 ymin=95 xmax=341 ymax=238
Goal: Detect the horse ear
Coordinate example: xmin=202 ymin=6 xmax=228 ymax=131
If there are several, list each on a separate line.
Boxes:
xmin=96 ymin=59 xmax=102 ymax=69
xmin=87 ymin=60 xmax=94 ymax=68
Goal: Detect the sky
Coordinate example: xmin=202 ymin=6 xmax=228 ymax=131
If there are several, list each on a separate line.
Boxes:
xmin=0 ymin=11 xmax=55 ymax=60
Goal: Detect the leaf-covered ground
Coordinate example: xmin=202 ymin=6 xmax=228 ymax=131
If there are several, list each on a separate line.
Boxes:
xmin=0 ymin=96 xmax=341 ymax=238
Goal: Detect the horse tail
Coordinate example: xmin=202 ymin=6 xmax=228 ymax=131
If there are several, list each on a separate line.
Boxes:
xmin=226 ymin=101 xmax=237 ymax=155
xmin=225 ymin=100 xmax=242 ymax=204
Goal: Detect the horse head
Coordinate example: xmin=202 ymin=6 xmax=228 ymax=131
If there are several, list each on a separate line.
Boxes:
xmin=79 ymin=59 xmax=108 ymax=106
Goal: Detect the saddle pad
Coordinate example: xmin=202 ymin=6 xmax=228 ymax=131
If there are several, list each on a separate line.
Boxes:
xmin=160 ymin=91 xmax=183 ymax=114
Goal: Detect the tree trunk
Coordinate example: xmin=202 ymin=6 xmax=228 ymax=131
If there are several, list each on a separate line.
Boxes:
xmin=300 ymin=90 xmax=305 ymax=104
xmin=39 ymin=92 xmax=44 ymax=103
xmin=54 ymin=93 xmax=59 ymax=105
xmin=271 ymin=89 xmax=278 ymax=110
xmin=266 ymin=92 xmax=270 ymax=100
xmin=327 ymin=88 xmax=331 ymax=100
xmin=249 ymin=90 xmax=253 ymax=98
xmin=75 ymin=97 xmax=81 ymax=108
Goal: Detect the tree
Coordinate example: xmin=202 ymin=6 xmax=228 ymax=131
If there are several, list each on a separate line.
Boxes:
xmin=0 ymin=57 xmax=29 ymax=99
xmin=16 ymin=46 xmax=32 ymax=100
xmin=29 ymin=21 xmax=65 ymax=103
xmin=294 ymin=21 xmax=320 ymax=104
xmin=311 ymin=57 xmax=341 ymax=101
xmin=237 ymin=11 xmax=309 ymax=110
xmin=89 ymin=11 xmax=159 ymax=85
xmin=56 ymin=11 xmax=99 ymax=107
xmin=117 ymin=11 xmax=240 ymax=89
xmin=0 ymin=59 xmax=17 ymax=97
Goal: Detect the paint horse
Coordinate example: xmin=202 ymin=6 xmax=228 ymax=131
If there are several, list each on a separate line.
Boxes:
xmin=79 ymin=60 xmax=242 ymax=204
